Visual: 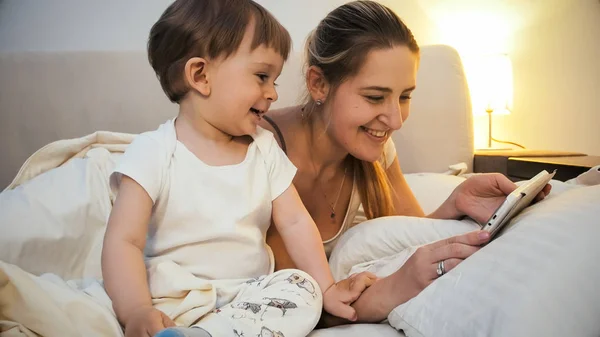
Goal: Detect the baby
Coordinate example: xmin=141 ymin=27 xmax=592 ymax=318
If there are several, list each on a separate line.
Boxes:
xmin=101 ymin=1 xmax=372 ymax=337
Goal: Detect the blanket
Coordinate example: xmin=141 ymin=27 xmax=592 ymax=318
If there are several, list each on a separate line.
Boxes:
xmin=5 ymin=131 xmax=134 ymax=192
xmin=1 ymin=131 xmax=135 ymax=335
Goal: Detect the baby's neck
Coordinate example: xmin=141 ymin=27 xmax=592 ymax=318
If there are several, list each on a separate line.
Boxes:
xmin=176 ymin=106 xmax=252 ymax=167
xmin=178 ymin=100 xmax=234 ymax=145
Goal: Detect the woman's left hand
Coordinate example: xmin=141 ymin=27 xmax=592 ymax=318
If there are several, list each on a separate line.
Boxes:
xmin=437 ymin=173 xmax=551 ymax=224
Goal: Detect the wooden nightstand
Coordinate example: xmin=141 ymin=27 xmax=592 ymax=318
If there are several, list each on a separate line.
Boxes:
xmin=474 ymin=150 xmax=600 ymax=182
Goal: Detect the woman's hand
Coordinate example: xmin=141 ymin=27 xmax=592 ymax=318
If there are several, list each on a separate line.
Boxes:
xmin=351 ymin=230 xmax=491 ymax=322
xmin=394 ymin=230 xmax=490 ymax=294
xmin=322 ymin=271 xmax=378 ymax=321
xmin=318 ymin=272 xmax=378 ymax=327
xmin=432 ymin=173 xmax=551 ymax=224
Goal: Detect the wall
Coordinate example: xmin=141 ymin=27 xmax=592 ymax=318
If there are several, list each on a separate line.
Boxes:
xmin=0 ymin=0 xmax=598 ymax=155
xmin=0 ymin=0 xmax=171 ymax=51
xmin=423 ymin=0 xmax=600 ymax=154
xmin=0 ymin=0 xmax=437 ymax=53
xmin=501 ymin=0 xmax=600 ymax=155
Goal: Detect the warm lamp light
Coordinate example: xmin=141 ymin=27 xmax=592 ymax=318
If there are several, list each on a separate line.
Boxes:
xmin=467 ymin=54 xmax=515 ymax=148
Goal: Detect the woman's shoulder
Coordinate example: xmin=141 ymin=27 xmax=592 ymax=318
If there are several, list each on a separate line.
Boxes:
xmin=259 ymin=105 xmax=302 ymax=149
xmin=260 ymin=106 xmax=299 ymax=129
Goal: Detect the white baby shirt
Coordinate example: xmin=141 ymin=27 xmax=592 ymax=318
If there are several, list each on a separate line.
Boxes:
xmin=111 ymin=119 xmax=297 ymax=282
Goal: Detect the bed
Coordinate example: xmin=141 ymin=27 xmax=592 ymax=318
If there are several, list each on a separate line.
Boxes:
xmin=1 ymin=45 xmax=598 ymax=337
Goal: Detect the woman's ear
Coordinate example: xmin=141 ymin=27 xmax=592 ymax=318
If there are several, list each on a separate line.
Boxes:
xmin=306 ymin=65 xmax=330 ymax=102
xmin=184 ymin=57 xmax=210 ymax=96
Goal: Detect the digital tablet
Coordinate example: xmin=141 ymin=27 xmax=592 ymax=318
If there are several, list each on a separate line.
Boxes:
xmin=482 ymin=170 xmax=555 ymax=238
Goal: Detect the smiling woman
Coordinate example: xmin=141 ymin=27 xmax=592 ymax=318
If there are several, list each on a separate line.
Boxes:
xmin=261 ymin=1 xmax=424 ymax=266
xmin=260 ymin=0 xmax=540 ymax=327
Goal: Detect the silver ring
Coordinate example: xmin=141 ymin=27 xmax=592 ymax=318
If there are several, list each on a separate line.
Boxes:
xmin=436 ymin=260 xmax=446 ymax=277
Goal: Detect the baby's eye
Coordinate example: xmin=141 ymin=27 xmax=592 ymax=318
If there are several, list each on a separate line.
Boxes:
xmin=256 ymin=74 xmax=269 ymax=82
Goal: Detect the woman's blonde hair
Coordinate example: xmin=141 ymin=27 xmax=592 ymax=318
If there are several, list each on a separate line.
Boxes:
xmin=303 ymin=1 xmax=419 ymax=219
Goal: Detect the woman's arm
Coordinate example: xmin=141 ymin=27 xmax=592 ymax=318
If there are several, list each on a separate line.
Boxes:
xmin=386 ymin=156 xmax=534 ymax=223
xmin=385 ymin=156 xmax=426 ymax=217
xmin=385 ymin=156 xmax=461 ymax=219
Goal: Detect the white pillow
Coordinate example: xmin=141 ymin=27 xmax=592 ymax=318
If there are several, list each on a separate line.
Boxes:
xmin=0 ymin=148 xmax=116 ymax=280
xmin=403 ymin=173 xmax=465 ymax=215
xmin=329 ymin=173 xmax=468 ymax=281
xmin=329 ymin=216 xmax=477 ymax=282
xmin=389 ymin=185 xmax=600 ymax=337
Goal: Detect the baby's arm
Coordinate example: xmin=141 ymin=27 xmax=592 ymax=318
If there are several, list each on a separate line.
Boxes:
xmin=271 ymin=184 xmax=332 ymax=288
xmin=272 ymin=184 xmax=364 ymax=321
xmin=101 ymin=176 xmax=174 ymax=334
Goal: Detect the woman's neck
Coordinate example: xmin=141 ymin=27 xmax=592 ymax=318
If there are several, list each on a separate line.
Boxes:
xmin=303 ymin=107 xmax=349 ymax=175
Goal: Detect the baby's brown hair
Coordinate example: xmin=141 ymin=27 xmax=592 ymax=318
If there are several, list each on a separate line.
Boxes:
xmin=148 ymin=0 xmax=292 ymax=103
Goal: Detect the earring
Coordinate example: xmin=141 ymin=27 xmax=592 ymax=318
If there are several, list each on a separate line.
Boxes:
xmin=316 ymin=99 xmax=323 ymax=106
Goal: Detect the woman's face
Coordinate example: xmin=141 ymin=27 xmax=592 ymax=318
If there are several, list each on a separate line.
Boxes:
xmin=326 ymin=45 xmax=418 ymax=162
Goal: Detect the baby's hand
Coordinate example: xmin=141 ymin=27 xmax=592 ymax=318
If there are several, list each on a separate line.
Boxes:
xmin=322 ymin=272 xmax=378 ymax=321
xmin=124 ymin=306 xmax=175 ymax=337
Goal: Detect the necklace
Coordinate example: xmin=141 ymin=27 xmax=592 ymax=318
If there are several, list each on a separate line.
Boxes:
xmin=308 ymin=143 xmax=348 ymax=220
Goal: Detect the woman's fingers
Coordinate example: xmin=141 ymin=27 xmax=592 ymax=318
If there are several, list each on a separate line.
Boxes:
xmin=427 ymin=258 xmax=463 ymax=279
xmin=427 ymin=230 xmax=490 ymax=252
xmin=492 ymin=173 xmax=518 ymax=195
xmin=534 ymin=183 xmax=552 ymax=202
xmin=430 ymin=242 xmax=480 ymax=264
xmin=442 ymin=258 xmax=462 ymax=273
xmin=424 ymin=231 xmax=491 ymax=279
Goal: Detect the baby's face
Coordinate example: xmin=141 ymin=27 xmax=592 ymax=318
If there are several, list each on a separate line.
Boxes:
xmin=203 ymin=22 xmax=285 ymax=137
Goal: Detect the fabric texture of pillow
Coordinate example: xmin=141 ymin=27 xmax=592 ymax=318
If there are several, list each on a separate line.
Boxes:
xmin=385 ymin=185 xmax=600 ymax=337
xmin=403 ymin=173 xmax=466 ymax=214
xmin=328 ymin=180 xmax=599 ymax=337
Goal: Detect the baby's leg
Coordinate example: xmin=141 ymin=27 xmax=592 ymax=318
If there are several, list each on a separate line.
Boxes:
xmin=194 ymin=269 xmax=322 ymax=337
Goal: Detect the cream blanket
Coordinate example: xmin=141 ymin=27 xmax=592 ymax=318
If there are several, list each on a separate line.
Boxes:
xmin=1 ymin=131 xmax=133 ymax=336
xmin=0 ymin=130 xmax=230 ymax=335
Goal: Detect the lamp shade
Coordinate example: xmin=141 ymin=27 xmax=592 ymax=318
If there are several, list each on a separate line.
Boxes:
xmin=467 ymin=54 xmax=513 ymax=115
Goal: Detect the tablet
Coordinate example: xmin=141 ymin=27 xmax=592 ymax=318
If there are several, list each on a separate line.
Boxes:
xmin=482 ymin=170 xmax=555 ymax=238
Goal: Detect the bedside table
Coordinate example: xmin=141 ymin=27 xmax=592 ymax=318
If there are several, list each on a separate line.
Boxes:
xmin=474 ymin=150 xmax=600 ymax=181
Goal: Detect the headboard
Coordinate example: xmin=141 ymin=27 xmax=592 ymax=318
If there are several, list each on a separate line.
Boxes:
xmin=0 ymin=44 xmax=473 ymax=188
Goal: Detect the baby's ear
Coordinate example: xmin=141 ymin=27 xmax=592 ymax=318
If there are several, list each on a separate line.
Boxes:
xmin=184 ymin=57 xmax=210 ymax=96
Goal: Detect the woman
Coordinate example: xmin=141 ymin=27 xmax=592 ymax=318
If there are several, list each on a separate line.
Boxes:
xmin=261 ymin=0 xmax=549 ymax=325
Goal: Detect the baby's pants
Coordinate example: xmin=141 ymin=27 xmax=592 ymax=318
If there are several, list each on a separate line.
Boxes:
xmin=154 ymin=268 xmax=322 ymax=337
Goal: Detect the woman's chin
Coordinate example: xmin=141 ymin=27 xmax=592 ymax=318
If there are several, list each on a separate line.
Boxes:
xmin=348 ymin=149 xmax=383 ymax=163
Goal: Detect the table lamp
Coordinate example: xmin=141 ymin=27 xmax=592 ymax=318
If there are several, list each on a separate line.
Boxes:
xmin=469 ymin=54 xmax=522 ymax=149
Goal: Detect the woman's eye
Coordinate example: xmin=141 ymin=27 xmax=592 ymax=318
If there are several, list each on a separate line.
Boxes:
xmin=400 ymin=95 xmax=412 ymax=101
xmin=366 ymin=96 xmax=384 ymax=102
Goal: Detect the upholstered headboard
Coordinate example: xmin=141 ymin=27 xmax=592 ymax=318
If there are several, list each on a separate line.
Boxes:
xmin=0 ymin=44 xmax=473 ymax=188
